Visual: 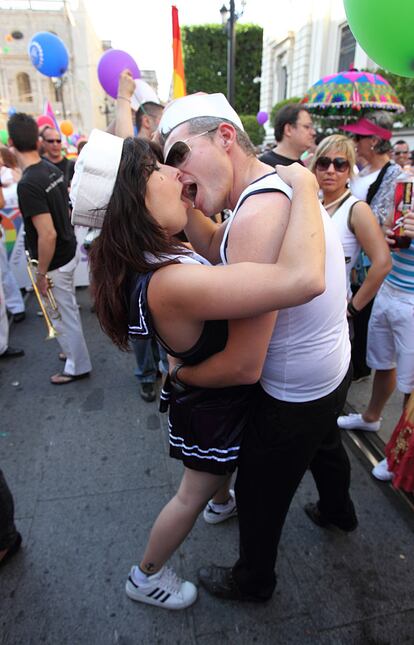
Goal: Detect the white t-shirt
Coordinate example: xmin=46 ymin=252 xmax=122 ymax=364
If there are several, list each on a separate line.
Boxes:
xmin=220 ymin=173 xmax=351 ymax=402
xmin=350 ymin=169 xmax=380 ymax=201
xmin=330 ymin=194 xmax=361 ymax=299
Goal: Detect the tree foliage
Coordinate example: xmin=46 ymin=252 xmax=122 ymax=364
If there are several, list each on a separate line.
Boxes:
xmin=240 ymin=115 xmax=265 ymax=145
xmin=182 ymin=24 xmax=263 ymax=115
xmin=374 ymin=68 xmax=414 ymax=127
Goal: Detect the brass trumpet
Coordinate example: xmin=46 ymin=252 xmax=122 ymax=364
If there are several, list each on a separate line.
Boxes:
xmin=25 ymin=250 xmax=61 ymax=340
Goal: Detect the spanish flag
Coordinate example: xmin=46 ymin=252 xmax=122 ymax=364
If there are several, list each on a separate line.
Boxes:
xmin=172 ymin=5 xmax=186 ymax=98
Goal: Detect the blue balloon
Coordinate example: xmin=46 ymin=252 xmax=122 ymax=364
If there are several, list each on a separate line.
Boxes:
xmin=8 ymin=107 xmax=16 ymax=116
xmin=28 ymin=32 xmax=69 ymax=77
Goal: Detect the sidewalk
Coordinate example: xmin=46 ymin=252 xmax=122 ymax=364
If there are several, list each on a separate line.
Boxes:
xmin=1 ymin=290 xmax=414 ymax=645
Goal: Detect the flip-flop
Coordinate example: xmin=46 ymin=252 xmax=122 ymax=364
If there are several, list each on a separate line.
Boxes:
xmin=58 ymin=353 xmax=67 ymax=361
xmin=50 ymin=372 xmax=90 ymax=385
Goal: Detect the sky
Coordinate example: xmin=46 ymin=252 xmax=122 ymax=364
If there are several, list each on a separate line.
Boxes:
xmin=80 ymin=0 xmax=275 ymax=101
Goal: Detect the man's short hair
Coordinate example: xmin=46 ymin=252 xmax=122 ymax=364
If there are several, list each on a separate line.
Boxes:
xmin=274 ymin=104 xmax=308 ymax=143
xmin=394 ymin=139 xmax=409 ymax=148
xmin=7 ymin=113 xmax=38 ymax=152
xmin=135 ymin=102 xmax=163 ymax=131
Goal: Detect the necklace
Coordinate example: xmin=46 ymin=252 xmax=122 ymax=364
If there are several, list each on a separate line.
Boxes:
xmin=322 ymin=189 xmax=351 ymax=211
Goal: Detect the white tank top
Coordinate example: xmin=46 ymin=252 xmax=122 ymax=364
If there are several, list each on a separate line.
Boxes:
xmin=220 ymin=172 xmax=351 ymax=402
xmin=329 ymin=194 xmax=361 ymax=299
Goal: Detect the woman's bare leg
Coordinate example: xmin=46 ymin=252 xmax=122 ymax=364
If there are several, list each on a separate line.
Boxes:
xmin=139 ymin=467 xmax=228 ymax=574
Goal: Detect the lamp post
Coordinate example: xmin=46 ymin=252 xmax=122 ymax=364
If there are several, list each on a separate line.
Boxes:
xmin=220 ymin=1 xmax=236 ymax=107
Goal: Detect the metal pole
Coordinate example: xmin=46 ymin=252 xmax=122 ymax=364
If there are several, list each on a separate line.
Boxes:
xmin=227 ymin=0 xmax=236 ymax=107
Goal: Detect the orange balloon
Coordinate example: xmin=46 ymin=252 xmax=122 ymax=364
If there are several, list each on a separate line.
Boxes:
xmin=5 ymin=34 xmax=13 ymax=43
xmin=60 ymin=120 xmax=74 ymax=136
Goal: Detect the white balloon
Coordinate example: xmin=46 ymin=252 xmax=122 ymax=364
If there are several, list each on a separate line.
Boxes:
xmin=131 ymin=79 xmax=161 ymax=111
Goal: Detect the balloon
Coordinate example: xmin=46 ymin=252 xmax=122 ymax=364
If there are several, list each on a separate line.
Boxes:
xmin=0 ymin=130 xmax=8 ymax=145
xmin=256 ymin=110 xmax=268 ymax=126
xmin=5 ymin=34 xmax=13 ymax=43
xmin=28 ymin=31 xmax=69 ymax=77
xmin=7 ymin=107 xmax=16 ymax=116
xmin=344 ymin=0 xmax=414 ymax=77
xmin=97 ymin=49 xmax=140 ymax=99
xmin=60 ymin=120 xmax=74 ymax=136
xmin=36 ymin=115 xmax=55 ymax=129
xmin=3 ymin=46 xmax=10 ymax=54
xmin=131 ymin=79 xmax=161 ymax=111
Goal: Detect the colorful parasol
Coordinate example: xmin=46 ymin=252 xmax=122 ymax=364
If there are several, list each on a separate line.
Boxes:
xmin=301 ymin=70 xmax=405 ymax=118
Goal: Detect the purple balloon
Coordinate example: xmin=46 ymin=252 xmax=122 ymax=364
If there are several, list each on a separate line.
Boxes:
xmin=256 ymin=110 xmax=269 ymax=126
xmin=97 ymin=49 xmax=140 ymax=99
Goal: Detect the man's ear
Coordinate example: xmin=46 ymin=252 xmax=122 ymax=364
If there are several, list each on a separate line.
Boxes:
xmin=217 ymin=122 xmax=237 ymax=148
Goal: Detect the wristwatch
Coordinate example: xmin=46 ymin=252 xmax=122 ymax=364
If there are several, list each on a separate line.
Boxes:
xmin=170 ymin=363 xmax=187 ymax=393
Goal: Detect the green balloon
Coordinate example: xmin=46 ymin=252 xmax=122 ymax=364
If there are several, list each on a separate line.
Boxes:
xmin=0 ymin=129 xmax=8 ymax=145
xmin=344 ymin=0 xmax=414 ymax=77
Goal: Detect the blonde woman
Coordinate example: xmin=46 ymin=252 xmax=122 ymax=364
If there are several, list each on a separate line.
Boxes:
xmin=310 ymin=134 xmax=391 ymax=321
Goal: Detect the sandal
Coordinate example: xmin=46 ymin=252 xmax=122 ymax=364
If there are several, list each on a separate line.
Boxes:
xmin=50 ymin=372 xmax=90 ymax=385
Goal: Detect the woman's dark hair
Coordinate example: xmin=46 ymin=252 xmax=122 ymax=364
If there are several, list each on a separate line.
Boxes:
xmin=0 ymin=146 xmax=18 ymax=168
xmin=89 ymin=137 xmax=186 ymax=350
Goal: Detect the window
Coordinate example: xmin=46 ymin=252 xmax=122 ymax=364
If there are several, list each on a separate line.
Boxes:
xmin=16 ymin=72 xmax=32 ymax=102
xmin=338 ymin=24 xmax=356 ymax=72
xmin=276 ymin=54 xmax=288 ymax=102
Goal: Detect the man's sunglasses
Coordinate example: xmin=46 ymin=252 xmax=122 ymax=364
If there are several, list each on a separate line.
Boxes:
xmin=394 ymin=150 xmax=409 ymax=156
xmin=164 ymin=128 xmax=218 ymax=167
xmin=315 ymin=156 xmax=350 ymax=172
xmin=44 ymin=138 xmax=62 ymax=144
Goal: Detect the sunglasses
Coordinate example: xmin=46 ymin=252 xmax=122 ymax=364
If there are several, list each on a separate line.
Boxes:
xmin=315 ymin=156 xmax=350 ymax=172
xmin=44 ymin=138 xmax=62 ymax=144
xmin=394 ymin=150 xmax=409 ymax=156
xmin=164 ymin=128 xmax=218 ymax=167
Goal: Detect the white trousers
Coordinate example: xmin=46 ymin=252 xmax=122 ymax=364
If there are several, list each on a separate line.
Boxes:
xmin=0 ymin=240 xmax=25 ymax=314
xmin=47 ymin=252 xmax=92 ymax=376
xmin=0 ymin=263 xmax=9 ymax=354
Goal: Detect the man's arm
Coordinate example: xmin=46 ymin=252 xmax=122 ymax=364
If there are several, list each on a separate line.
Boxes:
xmin=176 ymin=191 xmax=290 ymax=386
xmin=113 ymin=70 xmax=135 ymax=139
xmin=31 ymin=213 xmax=57 ymax=296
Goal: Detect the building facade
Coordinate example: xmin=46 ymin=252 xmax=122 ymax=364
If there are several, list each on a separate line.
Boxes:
xmin=259 ymin=0 xmax=375 ymax=140
xmin=0 ymin=0 xmax=109 ymax=133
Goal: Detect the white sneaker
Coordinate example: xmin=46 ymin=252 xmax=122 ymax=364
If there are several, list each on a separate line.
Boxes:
xmin=125 ymin=565 xmax=197 ymax=610
xmin=372 ymin=458 xmax=394 ymax=481
xmin=337 ymin=413 xmax=381 ymax=432
xmin=203 ymin=489 xmax=237 ymax=524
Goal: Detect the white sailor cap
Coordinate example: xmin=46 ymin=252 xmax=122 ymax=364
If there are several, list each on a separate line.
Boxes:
xmin=70 ymin=129 xmax=124 ymax=229
xmin=158 ymin=92 xmax=244 ymax=137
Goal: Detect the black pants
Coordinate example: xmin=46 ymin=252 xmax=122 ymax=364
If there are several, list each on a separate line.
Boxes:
xmin=0 ymin=469 xmax=18 ymax=551
xmin=232 ymin=366 xmax=356 ymax=600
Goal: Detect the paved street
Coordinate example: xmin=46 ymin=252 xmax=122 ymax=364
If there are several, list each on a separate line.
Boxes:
xmin=1 ymin=288 xmax=414 ymax=645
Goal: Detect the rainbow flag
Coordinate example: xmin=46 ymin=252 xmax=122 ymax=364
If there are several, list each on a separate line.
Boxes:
xmin=43 ymin=99 xmax=60 ymax=132
xmin=172 ymin=5 xmax=186 ymax=98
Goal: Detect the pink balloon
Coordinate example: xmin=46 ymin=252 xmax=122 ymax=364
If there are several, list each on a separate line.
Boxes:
xmin=256 ymin=110 xmax=269 ymax=126
xmin=97 ymin=49 xmax=140 ymax=99
xmin=37 ymin=115 xmax=55 ymax=128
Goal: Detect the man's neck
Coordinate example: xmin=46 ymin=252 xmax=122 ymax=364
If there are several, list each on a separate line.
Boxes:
xmin=229 ymin=151 xmax=272 ymax=210
xmin=43 ymin=152 xmax=63 ymax=164
xmin=16 ymin=150 xmax=41 ymax=170
xmin=272 ymin=141 xmax=301 ymax=161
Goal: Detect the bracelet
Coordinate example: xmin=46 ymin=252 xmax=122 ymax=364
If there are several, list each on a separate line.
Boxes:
xmin=347 ymin=299 xmax=361 ymax=318
xmin=170 ymin=363 xmax=187 ymax=393
xmin=117 ymin=95 xmax=131 ymax=102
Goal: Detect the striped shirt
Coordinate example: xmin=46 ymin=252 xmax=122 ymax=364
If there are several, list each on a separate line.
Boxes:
xmin=386 ymin=241 xmax=414 ymax=293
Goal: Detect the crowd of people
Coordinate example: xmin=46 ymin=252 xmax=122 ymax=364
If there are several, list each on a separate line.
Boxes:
xmin=1 ymin=86 xmax=414 ymax=612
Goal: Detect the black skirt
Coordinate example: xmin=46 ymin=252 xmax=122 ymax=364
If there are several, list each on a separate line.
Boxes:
xmin=167 ymin=384 xmax=254 ymax=475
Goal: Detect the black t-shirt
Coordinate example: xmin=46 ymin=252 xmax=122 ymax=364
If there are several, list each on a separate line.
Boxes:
xmin=17 ymin=160 xmax=76 ymax=271
xmin=259 ymin=149 xmax=303 ymax=167
xmin=43 ymin=156 xmax=75 ymax=188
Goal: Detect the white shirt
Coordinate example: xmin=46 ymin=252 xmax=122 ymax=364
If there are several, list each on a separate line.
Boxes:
xmin=220 ymin=173 xmax=351 ymax=402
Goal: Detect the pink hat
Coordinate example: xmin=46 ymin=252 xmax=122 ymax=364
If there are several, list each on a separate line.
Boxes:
xmin=341 ymin=118 xmax=392 ymax=141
